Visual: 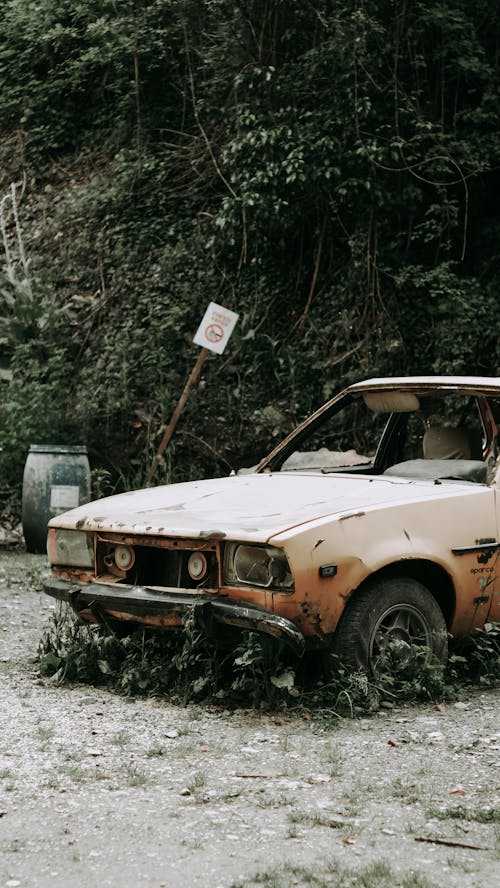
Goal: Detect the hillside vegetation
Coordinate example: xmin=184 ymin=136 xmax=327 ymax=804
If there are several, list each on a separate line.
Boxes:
xmin=1 ymin=0 xmax=499 ymax=507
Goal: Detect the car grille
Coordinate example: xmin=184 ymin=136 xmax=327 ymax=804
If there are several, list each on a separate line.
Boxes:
xmin=95 ymin=534 xmax=219 ymax=590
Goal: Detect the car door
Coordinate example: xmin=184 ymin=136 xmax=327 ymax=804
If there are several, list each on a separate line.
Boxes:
xmin=487 ymin=472 xmax=500 ymax=622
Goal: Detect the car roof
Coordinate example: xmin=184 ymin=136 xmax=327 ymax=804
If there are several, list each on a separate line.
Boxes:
xmin=346 ymin=376 xmax=500 ymax=396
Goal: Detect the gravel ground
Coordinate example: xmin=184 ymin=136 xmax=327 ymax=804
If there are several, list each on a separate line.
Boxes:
xmin=0 ymin=550 xmax=499 ymax=888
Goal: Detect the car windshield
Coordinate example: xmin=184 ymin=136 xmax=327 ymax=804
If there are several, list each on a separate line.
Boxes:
xmin=260 ymin=388 xmax=492 ymax=475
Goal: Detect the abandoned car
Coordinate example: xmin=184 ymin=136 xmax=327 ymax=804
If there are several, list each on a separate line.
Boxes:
xmin=44 ymin=376 xmax=500 ymax=673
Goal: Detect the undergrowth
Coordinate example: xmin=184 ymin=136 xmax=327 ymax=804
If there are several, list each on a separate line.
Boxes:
xmin=38 ymin=606 xmax=500 ymax=715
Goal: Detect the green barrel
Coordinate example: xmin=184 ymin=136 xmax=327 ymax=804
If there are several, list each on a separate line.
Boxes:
xmin=22 ymin=444 xmax=91 ymax=554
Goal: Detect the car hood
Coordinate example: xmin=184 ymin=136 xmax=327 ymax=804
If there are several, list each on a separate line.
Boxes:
xmin=48 ymin=471 xmax=470 ymax=544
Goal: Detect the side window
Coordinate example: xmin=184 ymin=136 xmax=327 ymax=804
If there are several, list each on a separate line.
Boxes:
xmin=396 ymin=395 xmax=485 ymax=464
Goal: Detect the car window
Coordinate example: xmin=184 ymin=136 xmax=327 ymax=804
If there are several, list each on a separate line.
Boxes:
xmin=280 ymin=396 xmax=388 ymax=471
xmin=398 ymin=394 xmax=485 ymax=462
xmin=271 ymin=390 xmax=489 ymax=474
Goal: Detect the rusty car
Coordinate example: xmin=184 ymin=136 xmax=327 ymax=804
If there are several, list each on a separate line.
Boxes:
xmin=44 ymin=376 xmax=500 ymax=673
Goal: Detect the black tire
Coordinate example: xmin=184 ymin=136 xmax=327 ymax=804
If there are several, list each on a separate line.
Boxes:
xmin=332 ymin=577 xmax=448 ymax=674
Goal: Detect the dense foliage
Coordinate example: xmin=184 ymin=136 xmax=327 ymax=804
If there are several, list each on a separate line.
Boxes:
xmin=1 ymin=1 xmax=499 ymax=504
xmin=38 ymin=604 xmax=500 ymax=711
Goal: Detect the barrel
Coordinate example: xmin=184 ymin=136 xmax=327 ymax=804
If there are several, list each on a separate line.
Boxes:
xmin=22 ymin=445 xmax=91 ymax=554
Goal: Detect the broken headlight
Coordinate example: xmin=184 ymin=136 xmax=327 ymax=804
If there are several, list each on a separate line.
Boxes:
xmin=47 ymin=529 xmax=94 ymax=568
xmin=224 ymin=543 xmax=293 ymax=590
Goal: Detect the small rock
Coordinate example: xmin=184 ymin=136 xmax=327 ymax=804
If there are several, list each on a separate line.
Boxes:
xmin=427 ymin=732 xmax=444 ymax=742
xmin=309 ymin=774 xmax=332 ymax=784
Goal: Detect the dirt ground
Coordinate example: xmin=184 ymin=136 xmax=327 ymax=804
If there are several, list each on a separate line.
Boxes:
xmin=0 ymin=550 xmax=498 ymax=888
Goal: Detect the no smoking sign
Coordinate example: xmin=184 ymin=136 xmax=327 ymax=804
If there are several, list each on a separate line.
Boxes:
xmin=193 ymin=302 xmax=239 ymax=354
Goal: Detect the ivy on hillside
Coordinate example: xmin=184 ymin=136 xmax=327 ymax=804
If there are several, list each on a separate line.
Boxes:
xmin=0 ymin=1 xmax=499 ymax=503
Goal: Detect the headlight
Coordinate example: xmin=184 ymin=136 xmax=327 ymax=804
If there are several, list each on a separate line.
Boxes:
xmin=188 ymin=552 xmax=208 ymax=581
xmin=114 ymin=545 xmax=135 ymax=571
xmin=224 ymin=543 xmax=293 ymax=590
xmin=47 ymin=529 xmax=94 ymax=568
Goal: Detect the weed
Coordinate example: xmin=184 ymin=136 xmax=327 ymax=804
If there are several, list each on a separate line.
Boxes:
xmin=22 ymin=563 xmax=45 ymax=591
xmin=145 ymin=744 xmax=166 ymax=758
xmin=288 ymin=810 xmax=348 ymax=830
xmin=322 ymin=740 xmax=343 ymax=777
xmin=401 ymin=875 xmax=435 ymax=888
xmin=446 ymin=856 xmax=476 ymax=873
xmin=426 ymin=804 xmax=500 ymax=824
xmin=61 ymin=764 xmax=88 ymax=783
xmin=187 ymin=770 xmax=207 ymax=794
xmin=123 ymin=761 xmax=148 ymax=788
xmin=494 ymin=825 xmax=500 ymax=857
xmin=286 ymin=823 xmax=303 ymax=840
xmin=37 ymin=604 xmax=499 ymax=716
xmin=341 ymin=777 xmax=375 ymax=813
xmin=175 ymin=739 xmax=198 ymax=757
xmin=112 ymin=730 xmax=130 ymax=748
xmin=230 ymin=858 xmax=436 ymax=888
xmin=63 ymin=750 xmax=84 ymax=764
xmin=391 ymin=778 xmax=422 ymax=805
xmin=37 ymin=724 xmax=55 ymax=741
xmin=449 ymin=622 xmax=500 ymax=684
xmin=256 ymin=793 xmax=295 ymax=810
xmin=41 ymin=776 xmax=60 ymax=790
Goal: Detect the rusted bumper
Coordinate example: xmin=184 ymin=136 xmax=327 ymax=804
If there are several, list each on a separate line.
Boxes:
xmin=43 ymin=578 xmax=306 ymax=658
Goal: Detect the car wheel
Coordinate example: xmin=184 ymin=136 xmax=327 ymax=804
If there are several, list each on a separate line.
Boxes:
xmin=331 ymin=577 xmax=448 ymax=674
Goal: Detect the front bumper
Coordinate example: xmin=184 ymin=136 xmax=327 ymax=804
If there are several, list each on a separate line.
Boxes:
xmin=43 ymin=578 xmax=306 ymax=658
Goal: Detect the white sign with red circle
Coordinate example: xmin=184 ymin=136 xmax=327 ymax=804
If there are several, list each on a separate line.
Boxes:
xmin=193 ymin=302 xmax=239 ymax=354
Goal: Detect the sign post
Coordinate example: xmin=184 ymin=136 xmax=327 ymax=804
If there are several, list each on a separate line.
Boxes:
xmin=146 ymin=302 xmax=238 ymax=485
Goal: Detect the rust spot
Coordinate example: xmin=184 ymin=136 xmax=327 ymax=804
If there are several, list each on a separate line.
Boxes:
xmin=339 ymin=511 xmax=365 ymax=522
xmin=299 ymin=601 xmax=327 ymax=639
